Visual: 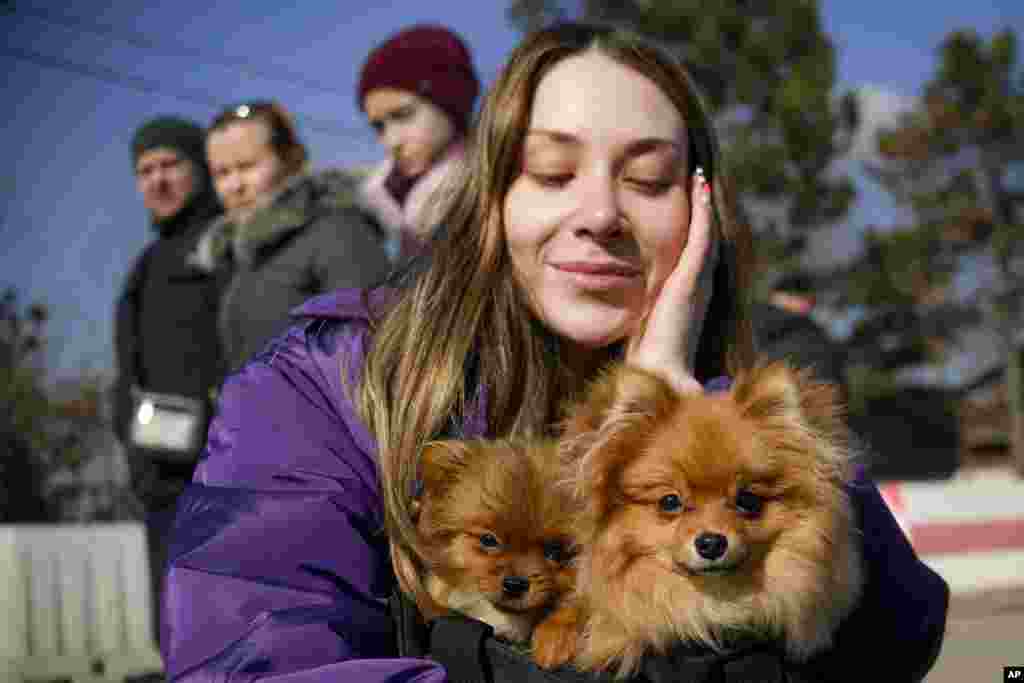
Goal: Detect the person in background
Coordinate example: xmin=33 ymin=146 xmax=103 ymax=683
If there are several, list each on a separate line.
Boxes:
xmin=193 ymin=100 xmax=392 ymax=373
xmin=114 ymin=115 xmax=226 ymax=650
xmin=355 ymin=24 xmax=480 ymax=262
xmin=163 ymin=23 xmax=947 ymax=682
xmin=753 ymin=270 xmax=848 ymax=397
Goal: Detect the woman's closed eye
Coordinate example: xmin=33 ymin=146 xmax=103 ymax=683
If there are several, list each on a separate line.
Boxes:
xmin=529 ymin=172 xmax=574 ymax=189
xmin=625 ymin=177 xmax=673 ymax=196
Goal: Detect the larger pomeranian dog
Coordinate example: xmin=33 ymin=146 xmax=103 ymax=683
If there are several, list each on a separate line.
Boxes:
xmin=535 ymin=361 xmax=863 ymax=677
xmin=412 ymin=438 xmax=580 ymax=646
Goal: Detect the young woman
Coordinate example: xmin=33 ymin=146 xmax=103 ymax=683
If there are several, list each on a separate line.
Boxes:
xmin=355 ymin=24 xmax=480 ymax=262
xmin=194 ymin=101 xmax=392 ymax=372
xmin=163 ymin=23 xmax=947 ymax=682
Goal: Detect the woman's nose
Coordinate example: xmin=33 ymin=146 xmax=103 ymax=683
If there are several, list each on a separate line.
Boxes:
xmin=573 ymin=172 xmax=621 ymax=238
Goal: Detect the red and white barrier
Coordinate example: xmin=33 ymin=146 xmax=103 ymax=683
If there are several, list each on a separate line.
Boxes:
xmin=877 ymin=467 xmax=1024 ymax=594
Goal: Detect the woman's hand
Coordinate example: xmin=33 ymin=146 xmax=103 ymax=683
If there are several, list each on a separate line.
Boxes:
xmin=626 ymin=167 xmax=718 ymax=395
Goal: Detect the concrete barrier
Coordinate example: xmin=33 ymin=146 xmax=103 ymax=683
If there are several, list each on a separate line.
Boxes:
xmin=0 ymin=524 xmax=163 ymax=682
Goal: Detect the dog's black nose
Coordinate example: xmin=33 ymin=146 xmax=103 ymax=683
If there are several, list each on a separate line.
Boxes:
xmin=695 ymin=532 xmax=728 ymax=560
xmin=502 ymin=576 xmax=530 ymax=596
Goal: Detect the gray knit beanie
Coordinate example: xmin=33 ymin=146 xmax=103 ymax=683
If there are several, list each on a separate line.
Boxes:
xmin=131 ymin=115 xmax=208 ymax=172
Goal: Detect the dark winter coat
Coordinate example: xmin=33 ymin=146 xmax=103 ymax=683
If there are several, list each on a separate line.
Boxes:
xmin=191 ymin=170 xmax=392 ymax=373
xmin=113 ymin=191 xmax=226 ymax=510
xmin=163 ymin=288 xmax=948 ymax=682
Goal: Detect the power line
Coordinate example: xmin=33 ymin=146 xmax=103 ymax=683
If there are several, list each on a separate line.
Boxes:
xmin=2 ymin=2 xmax=353 ymax=98
xmin=2 ymin=46 xmax=372 ymax=141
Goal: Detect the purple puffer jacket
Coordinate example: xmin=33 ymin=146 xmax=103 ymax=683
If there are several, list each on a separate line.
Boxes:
xmin=163 ymin=288 xmax=949 ymax=682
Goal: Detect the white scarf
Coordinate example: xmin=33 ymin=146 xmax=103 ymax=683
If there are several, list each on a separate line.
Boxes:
xmin=355 ymin=142 xmax=465 ymax=263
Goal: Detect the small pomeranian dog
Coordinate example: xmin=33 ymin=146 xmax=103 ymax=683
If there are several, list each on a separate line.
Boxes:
xmin=534 ymin=361 xmax=863 ymax=677
xmin=412 ymin=438 xmax=579 ymax=645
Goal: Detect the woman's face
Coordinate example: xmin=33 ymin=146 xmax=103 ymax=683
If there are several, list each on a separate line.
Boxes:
xmin=206 ymin=120 xmax=293 ymax=221
xmin=364 ymin=88 xmax=457 ymax=178
xmin=503 ymin=51 xmax=692 ymax=350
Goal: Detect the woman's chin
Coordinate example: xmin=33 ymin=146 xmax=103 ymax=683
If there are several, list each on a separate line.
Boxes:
xmin=549 ymin=314 xmax=634 ymax=352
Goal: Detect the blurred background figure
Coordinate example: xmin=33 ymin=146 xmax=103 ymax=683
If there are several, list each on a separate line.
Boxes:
xmin=1 ymin=412 xmax=49 ymax=523
xmin=753 ymin=270 xmax=849 ymax=398
xmin=194 ymin=100 xmax=391 ymax=373
xmin=114 ymin=115 xmax=226 ymax=649
xmin=355 ymin=24 xmax=480 ymax=262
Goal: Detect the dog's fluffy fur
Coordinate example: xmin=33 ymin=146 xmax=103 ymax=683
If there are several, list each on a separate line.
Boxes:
xmin=414 ymin=439 xmax=579 ymax=645
xmin=539 ymin=361 xmax=863 ymax=677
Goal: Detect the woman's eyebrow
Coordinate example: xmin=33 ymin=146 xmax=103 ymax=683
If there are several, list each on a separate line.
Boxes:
xmin=624 ymin=138 xmax=684 ymax=157
xmin=525 ymin=129 xmax=683 ymax=156
xmin=525 ymin=129 xmax=582 ymax=147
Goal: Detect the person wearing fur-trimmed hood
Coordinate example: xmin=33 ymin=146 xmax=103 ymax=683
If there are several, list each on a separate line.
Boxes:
xmin=196 ymin=101 xmax=392 ymax=373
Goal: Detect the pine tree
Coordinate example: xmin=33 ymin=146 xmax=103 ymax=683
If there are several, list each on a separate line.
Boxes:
xmin=1 ymin=287 xmax=52 ymax=521
xmin=2 ymin=287 xmax=125 ymax=519
xmin=862 ymin=28 xmax=1024 ymax=473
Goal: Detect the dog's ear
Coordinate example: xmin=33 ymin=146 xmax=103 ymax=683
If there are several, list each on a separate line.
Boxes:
xmin=734 ymin=361 xmax=851 ymax=471
xmin=737 ymin=362 xmax=845 ymax=431
xmin=560 ymin=364 xmax=677 ymax=452
xmin=559 ymin=364 xmax=678 ymax=504
xmin=419 ymin=440 xmax=475 ymax=497
xmin=733 ymin=362 xmax=805 ymax=424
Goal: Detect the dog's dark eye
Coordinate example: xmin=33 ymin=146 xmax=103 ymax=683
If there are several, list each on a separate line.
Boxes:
xmin=543 ymin=540 xmax=574 ymax=564
xmin=479 ymin=533 xmax=501 ymax=550
xmin=658 ymin=494 xmax=683 ymax=513
xmin=735 ymin=489 xmax=764 ymax=516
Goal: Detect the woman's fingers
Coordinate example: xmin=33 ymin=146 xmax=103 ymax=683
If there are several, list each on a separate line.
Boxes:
xmin=650 ymin=167 xmax=716 ymax=340
xmin=627 ymin=167 xmax=718 ymax=394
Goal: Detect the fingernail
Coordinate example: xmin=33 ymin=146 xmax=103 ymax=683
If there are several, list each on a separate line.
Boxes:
xmin=694 ymin=167 xmax=711 ymax=205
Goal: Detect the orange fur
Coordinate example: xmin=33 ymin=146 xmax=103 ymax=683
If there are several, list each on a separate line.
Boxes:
xmin=548 ymin=361 xmax=863 ymax=678
xmin=414 ymin=439 xmax=579 ymax=645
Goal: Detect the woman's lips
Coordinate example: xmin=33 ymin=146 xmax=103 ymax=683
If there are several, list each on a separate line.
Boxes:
xmin=552 ymin=261 xmax=642 ymax=289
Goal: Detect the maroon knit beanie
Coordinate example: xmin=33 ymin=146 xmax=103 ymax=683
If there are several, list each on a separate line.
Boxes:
xmin=358 ymin=24 xmax=480 ymax=132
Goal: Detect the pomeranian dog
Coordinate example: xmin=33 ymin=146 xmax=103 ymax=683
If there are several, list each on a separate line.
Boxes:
xmin=412 ymin=438 xmax=579 ymax=645
xmin=535 ymin=361 xmax=863 ymax=677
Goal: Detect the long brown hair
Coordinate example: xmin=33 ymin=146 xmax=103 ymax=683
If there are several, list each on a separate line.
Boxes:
xmin=355 ymin=22 xmax=756 ymax=603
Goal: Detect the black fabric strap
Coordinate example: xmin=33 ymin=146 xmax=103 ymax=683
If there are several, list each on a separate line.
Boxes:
xmin=429 ymin=614 xmax=496 ymax=683
xmin=642 ymin=642 xmax=793 ymax=683
xmin=389 ymin=588 xmax=430 ymax=659
xmin=485 ymin=639 xmax=619 ymax=683
xmin=721 ymin=649 xmax=786 ymax=682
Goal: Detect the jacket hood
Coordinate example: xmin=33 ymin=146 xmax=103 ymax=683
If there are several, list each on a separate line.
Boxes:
xmin=190 ymin=169 xmax=371 ymax=271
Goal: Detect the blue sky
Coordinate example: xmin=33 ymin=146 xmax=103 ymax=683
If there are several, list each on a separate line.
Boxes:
xmin=1 ymin=0 xmax=1021 ymax=378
